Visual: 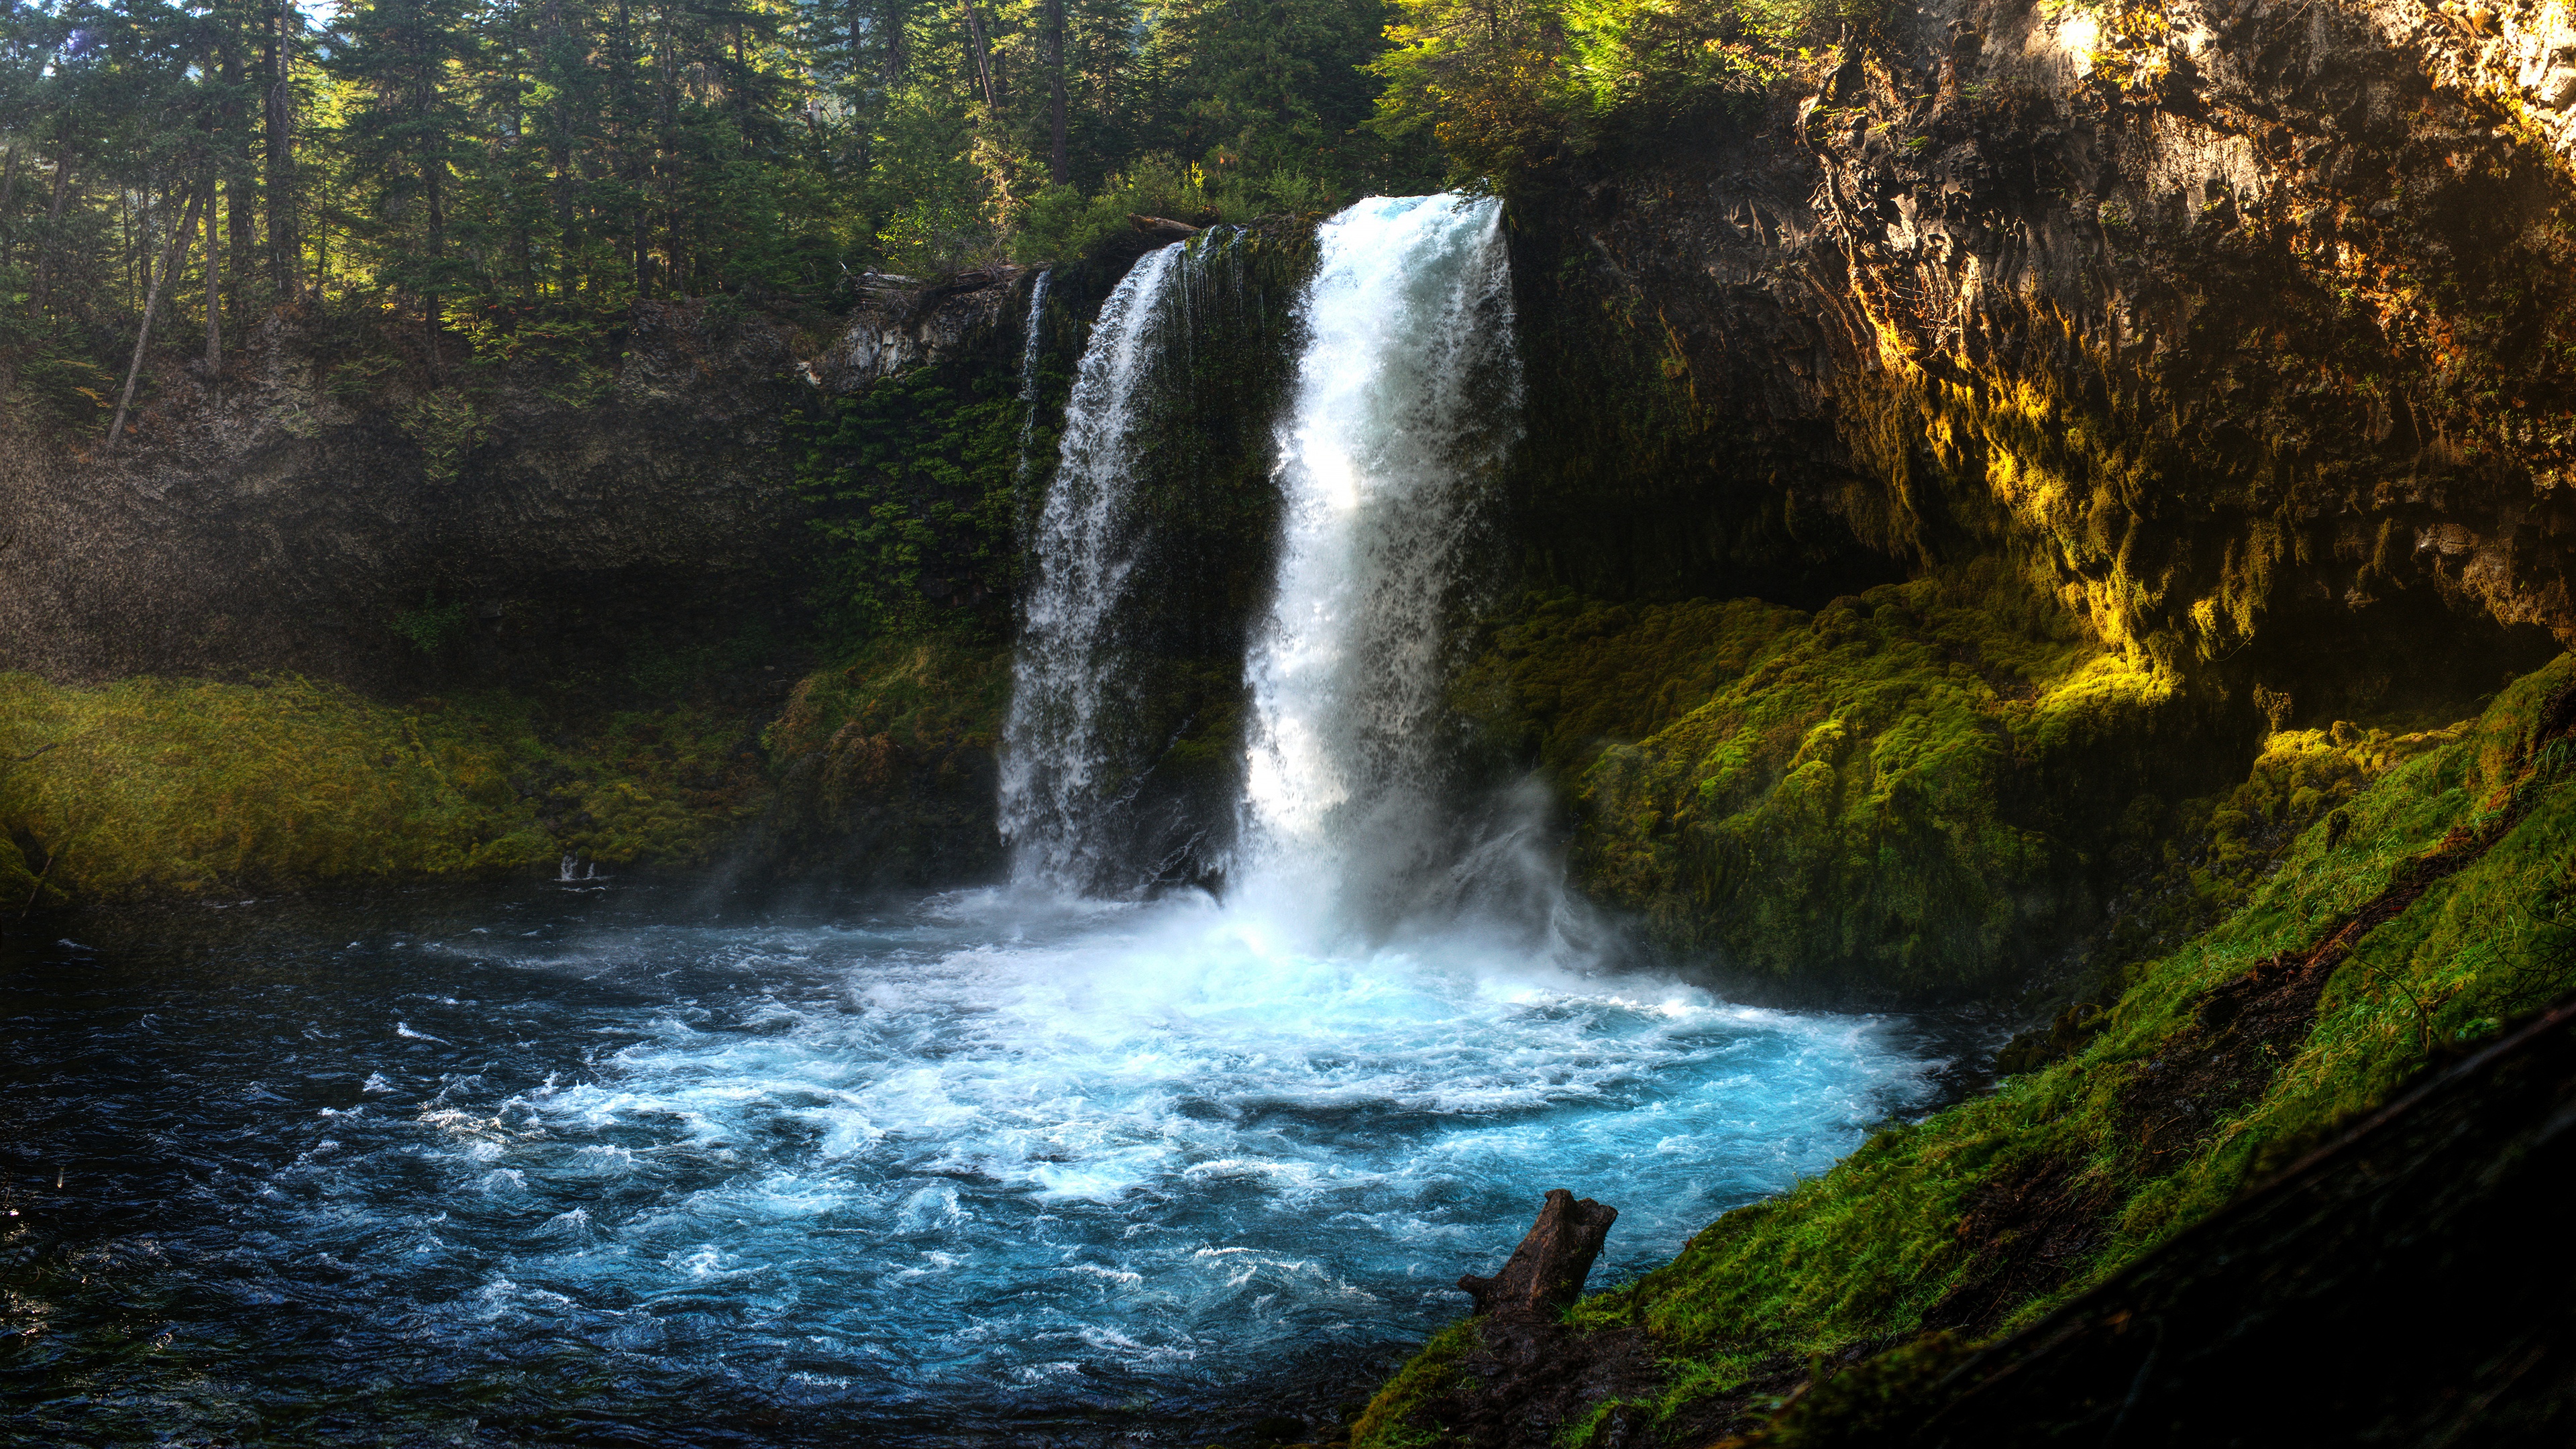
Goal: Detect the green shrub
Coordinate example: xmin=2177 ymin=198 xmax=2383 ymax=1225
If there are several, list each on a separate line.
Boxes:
xmin=390 ymin=591 xmax=472 ymax=653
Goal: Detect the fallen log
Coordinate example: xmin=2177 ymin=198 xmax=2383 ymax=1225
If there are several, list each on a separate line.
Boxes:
xmin=1459 ymin=1188 xmax=1618 ymax=1322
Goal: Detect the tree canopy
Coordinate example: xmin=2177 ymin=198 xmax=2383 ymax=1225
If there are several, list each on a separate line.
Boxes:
xmin=0 ymin=0 xmax=1859 ymax=431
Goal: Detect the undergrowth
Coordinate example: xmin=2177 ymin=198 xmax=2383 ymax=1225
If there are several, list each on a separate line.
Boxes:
xmin=757 ymin=632 xmax=1016 ymax=883
xmin=0 ymin=673 xmax=769 ymax=908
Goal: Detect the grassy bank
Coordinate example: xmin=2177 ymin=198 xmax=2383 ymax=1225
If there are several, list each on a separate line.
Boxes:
xmin=0 ymin=673 xmax=770 ymax=909
xmin=1356 ymin=651 xmax=2576 ymax=1445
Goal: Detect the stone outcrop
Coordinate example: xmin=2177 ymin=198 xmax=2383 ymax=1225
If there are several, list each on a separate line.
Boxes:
xmin=1509 ymin=0 xmax=2576 ymax=722
xmin=803 ymin=267 xmax=1034 ymax=395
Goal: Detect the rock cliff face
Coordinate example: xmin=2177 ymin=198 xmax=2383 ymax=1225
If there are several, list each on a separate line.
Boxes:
xmin=1 ymin=301 xmax=802 ymax=692
xmin=1509 ymin=0 xmax=2576 ymax=702
xmin=1466 ymin=0 xmax=2576 ymax=999
xmin=0 ymin=280 xmax=1033 ymax=696
xmin=803 ymin=268 xmax=1035 ymax=395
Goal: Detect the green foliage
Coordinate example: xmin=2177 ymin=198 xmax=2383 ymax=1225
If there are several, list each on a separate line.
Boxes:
xmin=389 ymin=590 xmax=472 ymax=653
xmin=1354 ymin=654 xmax=2576 ymax=1448
xmin=1368 ymin=0 xmax=1864 ymax=182
xmin=794 ymin=352 xmax=1028 ymax=648
xmin=760 ymin=633 xmax=1016 ymax=881
xmin=0 ymin=672 xmax=771 ymax=902
xmin=767 ymin=631 xmax=1015 ymax=763
xmin=0 ymin=0 xmax=1432 ymax=411
xmin=0 ymin=264 xmax=114 ymax=427
xmin=1464 ymin=563 xmax=2190 ymax=996
xmin=1016 ymin=153 xmax=1338 ymax=260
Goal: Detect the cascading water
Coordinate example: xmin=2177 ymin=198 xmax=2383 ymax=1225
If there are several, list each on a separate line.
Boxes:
xmin=998 ymin=244 xmax=1187 ymax=891
xmin=1010 ymin=267 xmax=1053 ymax=483
xmin=1 ymin=199 xmax=1947 ymax=1448
xmin=1234 ymin=194 xmax=1522 ymax=939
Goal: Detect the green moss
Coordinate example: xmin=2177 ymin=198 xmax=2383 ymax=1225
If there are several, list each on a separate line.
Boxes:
xmin=1466 ymin=561 xmax=2194 ymax=997
xmin=1357 ymin=653 xmax=2576 ymax=1448
xmin=0 ymin=672 xmax=769 ymax=903
xmin=766 ymin=633 xmax=1014 ymax=763
xmin=1348 ymin=1319 xmax=1484 ymax=1449
xmin=1455 ymin=590 xmax=1808 ymax=778
xmin=758 ymin=633 xmax=1016 ymax=883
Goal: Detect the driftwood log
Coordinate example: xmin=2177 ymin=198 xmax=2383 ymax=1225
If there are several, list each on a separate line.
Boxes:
xmin=1128 ymin=213 xmax=1202 ymax=244
xmin=1459 ymin=1189 xmax=1619 ymax=1322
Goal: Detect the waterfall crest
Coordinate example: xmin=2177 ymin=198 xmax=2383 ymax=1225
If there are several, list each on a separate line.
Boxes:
xmin=1233 ymin=195 xmax=1522 ymax=934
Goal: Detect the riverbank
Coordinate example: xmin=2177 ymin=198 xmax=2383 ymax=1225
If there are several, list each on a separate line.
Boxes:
xmin=1350 ymin=653 xmax=2576 ymax=1445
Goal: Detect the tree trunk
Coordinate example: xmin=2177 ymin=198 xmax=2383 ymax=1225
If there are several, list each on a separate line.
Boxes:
xmin=1456 ymin=1190 xmax=1619 ymax=1322
xmin=425 ymin=158 xmax=447 ymax=373
xmin=1045 ymin=0 xmax=1067 ymax=184
xmin=957 ymin=0 xmax=997 ymax=109
xmin=223 ymin=39 xmax=252 ymax=325
xmin=106 ymin=185 xmax=205 ymax=457
xmin=33 ymin=144 xmax=73 ymax=309
xmin=879 ymin=0 xmax=906 ymax=87
xmin=264 ymin=0 xmax=297 ymax=297
xmin=0 ymin=145 xmax=20 ymax=267
xmin=205 ymin=182 xmax=223 ymax=366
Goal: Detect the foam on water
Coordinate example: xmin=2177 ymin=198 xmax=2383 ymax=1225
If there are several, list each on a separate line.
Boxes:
xmin=0 ymin=890 xmax=1940 ymax=1444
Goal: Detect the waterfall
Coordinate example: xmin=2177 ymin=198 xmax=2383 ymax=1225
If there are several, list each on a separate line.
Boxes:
xmin=998 ymin=244 xmax=1189 ymax=890
xmin=1000 ymin=196 xmax=1529 ymax=934
xmin=1010 ymin=268 xmax=1053 ymax=484
xmin=1234 ymin=195 xmax=1521 ymax=932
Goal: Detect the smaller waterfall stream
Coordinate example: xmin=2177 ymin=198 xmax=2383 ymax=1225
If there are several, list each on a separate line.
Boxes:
xmin=998 ymin=244 xmax=1188 ymax=890
xmin=1010 ymin=267 xmax=1053 ymax=482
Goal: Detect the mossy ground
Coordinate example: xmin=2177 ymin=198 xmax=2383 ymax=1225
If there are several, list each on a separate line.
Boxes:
xmin=0 ymin=673 xmax=773 ymax=909
xmin=1354 ymin=652 xmax=2576 ymax=1447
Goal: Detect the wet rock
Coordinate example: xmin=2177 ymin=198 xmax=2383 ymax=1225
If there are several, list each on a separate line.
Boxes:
xmin=808 ymin=266 xmax=1028 ymax=396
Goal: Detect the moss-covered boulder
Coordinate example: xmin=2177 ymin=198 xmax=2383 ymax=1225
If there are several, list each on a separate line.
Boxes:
xmin=1462 ymin=561 xmax=2209 ymax=999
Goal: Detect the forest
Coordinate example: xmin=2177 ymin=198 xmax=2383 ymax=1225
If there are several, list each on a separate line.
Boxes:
xmin=0 ymin=0 xmax=1876 ymax=439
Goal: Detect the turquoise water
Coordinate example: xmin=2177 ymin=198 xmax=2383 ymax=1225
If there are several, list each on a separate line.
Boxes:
xmin=0 ymin=882 xmax=1942 ymax=1445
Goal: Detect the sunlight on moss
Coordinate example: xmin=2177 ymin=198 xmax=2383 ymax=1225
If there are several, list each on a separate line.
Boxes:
xmin=0 ymin=673 xmax=769 ymax=904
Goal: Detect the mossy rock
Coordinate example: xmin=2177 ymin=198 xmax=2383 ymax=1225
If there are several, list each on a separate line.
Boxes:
xmin=1461 ymin=560 xmax=2207 ymax=999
